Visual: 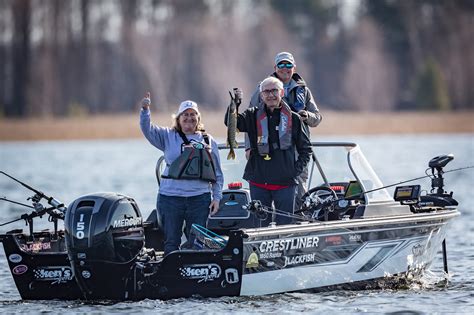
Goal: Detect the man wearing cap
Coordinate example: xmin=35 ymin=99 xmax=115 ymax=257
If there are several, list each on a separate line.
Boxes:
xmin=247 ymin=52 xmax=322 ymax=210
xmin=226 ymin=76 xmax=312 ymax=226
xmin=140 ymin=93 xmax=224 ymax=255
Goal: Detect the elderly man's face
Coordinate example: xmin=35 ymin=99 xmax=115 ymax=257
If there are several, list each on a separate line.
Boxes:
xmin=260 ymin=81 xmax=283 ymax=112
xmin=274 ymin=61 xmax=295 ymax=84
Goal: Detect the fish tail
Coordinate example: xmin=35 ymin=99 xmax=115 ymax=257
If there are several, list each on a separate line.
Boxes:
xmin=227 ymin=148 xmax=235 ymax=160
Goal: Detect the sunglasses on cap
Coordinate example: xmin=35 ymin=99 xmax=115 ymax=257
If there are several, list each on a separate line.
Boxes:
xmin=277 ymin=63 xmax=294 ymax=69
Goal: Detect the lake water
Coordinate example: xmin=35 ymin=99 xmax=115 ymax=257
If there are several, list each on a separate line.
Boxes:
xmin=0 ymin=134 xmax=473 ymax=314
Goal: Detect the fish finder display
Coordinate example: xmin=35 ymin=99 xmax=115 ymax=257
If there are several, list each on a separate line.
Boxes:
xmin=394 ymin=185 xmax=421 ymax=201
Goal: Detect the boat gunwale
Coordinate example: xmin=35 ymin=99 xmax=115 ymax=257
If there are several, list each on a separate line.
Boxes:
xmin=242 ymin=209 xmax=460 ymax=237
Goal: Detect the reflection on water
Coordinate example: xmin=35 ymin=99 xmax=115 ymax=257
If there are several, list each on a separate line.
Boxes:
xmin=0 ymin=134 xmax=473 ymax=312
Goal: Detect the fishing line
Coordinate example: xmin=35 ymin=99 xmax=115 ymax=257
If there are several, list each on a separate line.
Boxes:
xmin=359 ymin=165 xmax=474 ymax=198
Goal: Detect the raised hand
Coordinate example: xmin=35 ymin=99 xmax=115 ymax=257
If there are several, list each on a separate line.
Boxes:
xmin=233 ymin=88 xmax=243 ymax=107
xmin=141 ymin=92 xmax=151 ymax=110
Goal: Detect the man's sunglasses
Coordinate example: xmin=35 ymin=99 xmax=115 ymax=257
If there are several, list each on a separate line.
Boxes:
xmin=277 ymin=63 xmax=294 ymax=69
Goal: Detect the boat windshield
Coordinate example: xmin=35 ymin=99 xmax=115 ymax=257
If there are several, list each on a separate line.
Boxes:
xmin=346 ymin=145 xmax=392 ymax=203
xmin=216 ymin=143 xmax=392 ymax=203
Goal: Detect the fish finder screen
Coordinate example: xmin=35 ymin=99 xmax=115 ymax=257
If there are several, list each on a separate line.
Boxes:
xmin=344 ymin=181 xmax=363 ymax=200
xmin=394 ymin=185 xmax=421 ymax=201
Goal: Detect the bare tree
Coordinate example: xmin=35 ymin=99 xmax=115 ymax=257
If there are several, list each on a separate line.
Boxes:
xmin=342 ymin=17 xmax=398 ymax=111
xmin=9 ymin=0 xmax=31 ymax=117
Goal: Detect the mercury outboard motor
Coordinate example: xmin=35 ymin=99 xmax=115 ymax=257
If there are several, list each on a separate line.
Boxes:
xmin=64 ymin=193 xmax=144 ymax=299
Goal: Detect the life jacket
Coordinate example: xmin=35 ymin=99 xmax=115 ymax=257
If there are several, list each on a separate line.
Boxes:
xmin=256 ymin=102 xmax=293 ymax=156
xmin=162 ymin=131 xmax=217 ymax=183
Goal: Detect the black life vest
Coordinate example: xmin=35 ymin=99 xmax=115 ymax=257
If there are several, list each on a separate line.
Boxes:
xmin=162 ymin=131 xmax=217 ymax=183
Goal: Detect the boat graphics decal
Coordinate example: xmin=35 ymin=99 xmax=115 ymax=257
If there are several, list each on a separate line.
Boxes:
xmin=19 ymin=241 xmax=52 ymax=253
xmin=8 ymin=253 xmax=22 ymax=263
xmin=12 ymin=264 xmax=28 ymax=275
xmin=242 ymin=222 xmax=443 ymax=274
xmin=33 ymin=266 xmax=74 ymax=284
xmin=240 ymin=229 xmax=444 ymax=295
xmin=179 ymin=263 xmax=222 ymax=283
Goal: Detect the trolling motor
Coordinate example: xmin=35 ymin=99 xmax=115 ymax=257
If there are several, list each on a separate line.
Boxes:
xmin=419 ymin=154 xmax=458 ymax=208
xmin=429 ymin=154 xmax=454 ymax=196
xmin=0 ymin=171 xmax=66 ymax=240
xmin=393 ymin=154 xmax=459 ymax=209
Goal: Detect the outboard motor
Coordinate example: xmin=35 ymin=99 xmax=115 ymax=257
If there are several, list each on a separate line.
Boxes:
xmin=64 ymin=193 xmax=144 ymax=299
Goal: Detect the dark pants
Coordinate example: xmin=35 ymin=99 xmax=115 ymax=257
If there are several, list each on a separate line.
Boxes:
xmin=158 ymin=193 xmax=211 ymax=255
xmin=250 ymin=184 xmax=296 ymax=226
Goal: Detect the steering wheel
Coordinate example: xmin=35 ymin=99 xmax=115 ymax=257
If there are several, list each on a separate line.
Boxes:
xmin=296 ymin=186 xmax=338 ymax=219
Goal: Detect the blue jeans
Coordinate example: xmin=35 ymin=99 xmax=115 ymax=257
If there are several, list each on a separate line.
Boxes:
xmin=250 ymin=184 xmax=296 ymax=226
xmin=158 ymin=193 xmax=211 ymax=255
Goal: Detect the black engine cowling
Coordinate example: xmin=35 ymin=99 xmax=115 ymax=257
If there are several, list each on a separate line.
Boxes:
xmin=64 ymin=192 xmax=144 ymax=299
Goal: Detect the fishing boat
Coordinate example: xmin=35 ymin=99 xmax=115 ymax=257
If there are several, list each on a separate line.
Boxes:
xmin=0 ymin=142 xmax=461 ymax=300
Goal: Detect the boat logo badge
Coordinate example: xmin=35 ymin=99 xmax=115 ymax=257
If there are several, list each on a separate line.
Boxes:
xmin=81 ymin=270 xmax=91 ymax=279
xmin=12 ymin=264 xmax=28 ymax=275
xmin=224 ymin=201 xmax=239 ymax=206
xmin=8 ymin=254 xmax=22 ymax=264
xmin=245 ymin=249 xmax=259 ymax=268
xmin=349 ymin=234 xmax=362 ymax=242
xmin=179 ymin=263 xmax=222 ymax=283
xmin=33 ymin=266 xmax=74 ymax=284
xmin=224 ymin=268 xmax=239 ymax=284
xmin=412 ymin=243 xmax=424 ymax=257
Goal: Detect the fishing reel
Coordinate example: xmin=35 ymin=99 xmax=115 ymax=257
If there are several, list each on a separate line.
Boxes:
xmin=243 ymin=200 xmax=268 ymax=220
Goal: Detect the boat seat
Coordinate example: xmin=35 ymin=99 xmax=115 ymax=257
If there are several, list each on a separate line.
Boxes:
xmin=207 ymin=188 xmax=261 ymax=234
xmin=143 ymin=209 xmax=164 ymax=250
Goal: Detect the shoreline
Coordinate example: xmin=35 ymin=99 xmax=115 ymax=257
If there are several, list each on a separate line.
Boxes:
xmin=0 ymin=110 xmax=473 ymax=141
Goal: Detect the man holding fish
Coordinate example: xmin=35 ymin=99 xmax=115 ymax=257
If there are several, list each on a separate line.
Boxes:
xmin=246 ymin=52 xmax=322 ymax=210
xmin=225 ymin=77 xmax=312 ymax=226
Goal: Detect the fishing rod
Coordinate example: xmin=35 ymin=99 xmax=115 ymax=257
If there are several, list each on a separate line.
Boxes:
xmin=0 ymin=170 xmax=67 ymax=217
xmin=244 ymin=200 xmax=319 ymax=223
xmin=0 ymin=196 xmax=35 ymax=209
xmin=0 ymin=171 xmax=66 ymax=240
xmin=345 ymin=165 xmax=474 ymax=201
xmin=244 ymin=164 xmax=474 ymax=226
xmin=0 ymin=205 xmax=58 ymax=227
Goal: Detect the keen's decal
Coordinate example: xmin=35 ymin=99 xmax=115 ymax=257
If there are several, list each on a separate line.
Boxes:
xmin=179 ymin=264 xmax=222 ymax=283
xmin=33 ymin=266 xmax=74 ymax=284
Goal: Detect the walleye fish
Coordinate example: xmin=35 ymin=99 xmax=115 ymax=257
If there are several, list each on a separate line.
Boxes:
xmin=226 ymin=89 xmax=240 ymax=160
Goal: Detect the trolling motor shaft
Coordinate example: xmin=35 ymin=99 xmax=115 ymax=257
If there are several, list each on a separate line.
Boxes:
xmin=428 ymin=154 xmax=454 ymax=196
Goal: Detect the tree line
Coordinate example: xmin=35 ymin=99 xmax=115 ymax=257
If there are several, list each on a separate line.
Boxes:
xmin=0 ymin=0 xmax=472 ymax=118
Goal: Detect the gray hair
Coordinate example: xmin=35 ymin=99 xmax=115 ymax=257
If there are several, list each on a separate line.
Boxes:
xmin=259 ymin=76 xmax=283 ymax=92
